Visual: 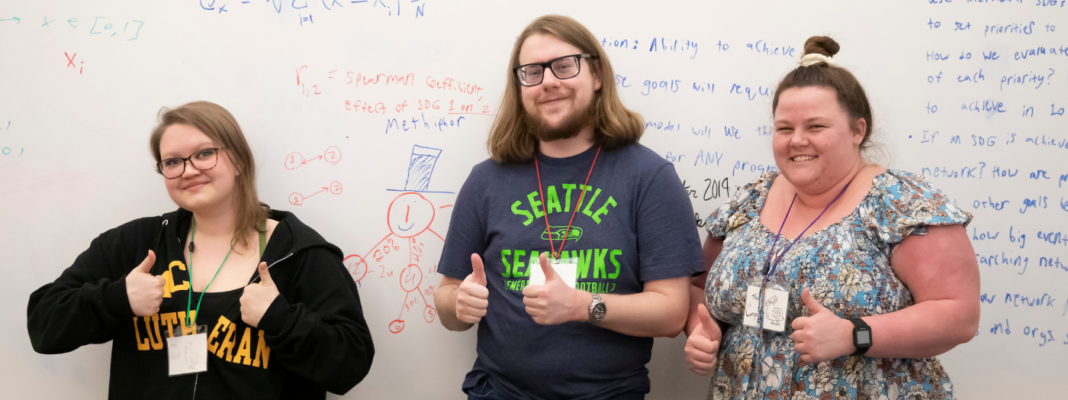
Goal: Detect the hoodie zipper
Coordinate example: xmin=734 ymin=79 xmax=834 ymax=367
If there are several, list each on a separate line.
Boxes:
xmin=249 ymin=252 xmax=295 ymax=284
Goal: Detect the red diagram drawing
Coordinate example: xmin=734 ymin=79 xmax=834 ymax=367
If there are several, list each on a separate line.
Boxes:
xmin=289 ymin=181 xmax=342 ymax=206
xmin=285 ymin=145 xmax=342 ymax=170
xmin=344 ymin=192 xmax=451 ymax=334
xmin=285 ymin=145 xmax=343 ymax=206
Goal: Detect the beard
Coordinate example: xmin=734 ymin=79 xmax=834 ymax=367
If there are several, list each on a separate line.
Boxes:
xmin=525 ymin=97 xmax=597 ymax=142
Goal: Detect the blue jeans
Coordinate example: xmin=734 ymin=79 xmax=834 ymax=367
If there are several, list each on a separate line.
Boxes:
xmin=467 ymin=376 xmax=646 ymax=400
xmin=466 ymin=376 xmax=507 ymax=400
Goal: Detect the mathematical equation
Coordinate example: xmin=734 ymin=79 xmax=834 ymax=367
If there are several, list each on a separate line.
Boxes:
xmin=294 ymin=66 xmax=494 ymax=133
xmin=198 ymin=0 xmax=428 ymax=24
xmin=0 ymin=16 xmax=144 ymax=41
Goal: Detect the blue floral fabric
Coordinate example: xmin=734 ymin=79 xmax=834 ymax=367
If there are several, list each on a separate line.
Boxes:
xmin=702 ymin=169 xmax=972 ymax=400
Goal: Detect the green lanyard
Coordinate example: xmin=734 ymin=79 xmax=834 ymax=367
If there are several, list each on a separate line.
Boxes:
xmin=183 ymin=219 xmax=267 ymax=327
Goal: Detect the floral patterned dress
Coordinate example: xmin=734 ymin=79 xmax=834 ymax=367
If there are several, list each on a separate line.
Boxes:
xmin=703 ymin=170 xmax=972 ymax=400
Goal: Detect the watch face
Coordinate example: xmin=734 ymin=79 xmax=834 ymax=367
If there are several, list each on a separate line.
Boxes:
xmin=857 ymin=330 xmax=871 ymax=346
xmin=591 ymin=303 xmax=606 ymax=321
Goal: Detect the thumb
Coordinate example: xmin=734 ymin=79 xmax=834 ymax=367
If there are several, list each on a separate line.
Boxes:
xmin=538 ymin=253 xmax=557 ymax=281
xmin=136 ymin=250 xmax=156 ymax=274
xmin=257 ymin=262 xmax=275 ymax=287
xmin=697 ymin=303 xmax=716 ymax=336
xmin=470 ymin=254 xmax=487 ymax=285
xmin=802 ymin=287 xmax=823 ymax=314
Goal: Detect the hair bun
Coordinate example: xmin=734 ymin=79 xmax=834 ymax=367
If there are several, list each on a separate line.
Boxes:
xmin=803 ymin=36 xmax=840 ymax=57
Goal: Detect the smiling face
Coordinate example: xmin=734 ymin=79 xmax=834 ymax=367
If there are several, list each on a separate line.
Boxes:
xmin=518 ymin=33 xmax=602 ymax=141
xmin=387 ymin=193 xmax=435 ymax=238
xmin=772 ymin=86 xmax=866 ymax=193
xmin=159 ymin=123 xmax=239 ymax=213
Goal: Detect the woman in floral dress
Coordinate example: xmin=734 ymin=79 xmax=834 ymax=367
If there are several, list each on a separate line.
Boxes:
xmin=683 ymin=36 xmax=980 ymax=400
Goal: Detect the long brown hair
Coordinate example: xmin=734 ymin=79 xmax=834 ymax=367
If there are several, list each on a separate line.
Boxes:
xmin=149 ymin=101 xmax=269 ymax=249
xmin=772 ymin=36 xmax=875 ymax=150
xmin=488 ymin=15 xmax=644 ymax=163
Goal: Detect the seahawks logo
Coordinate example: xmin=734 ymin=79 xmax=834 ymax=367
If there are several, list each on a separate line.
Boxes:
xmin=541 ymin=226 xmax=583 ymax=242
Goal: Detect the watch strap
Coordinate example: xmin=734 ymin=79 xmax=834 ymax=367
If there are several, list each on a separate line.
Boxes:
xmin=587 ymin=293 xmax=605 ymax=323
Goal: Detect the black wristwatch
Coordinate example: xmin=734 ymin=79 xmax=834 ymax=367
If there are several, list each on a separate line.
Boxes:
xmin=588 ymin=293 xmax=606 ymax=323
xmin=850 ymin=318 xmax=872 ymax=356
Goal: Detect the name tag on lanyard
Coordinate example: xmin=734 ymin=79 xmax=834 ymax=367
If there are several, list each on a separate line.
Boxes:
xmin=762 ymin=286 xmax=789 ymax=332
xmin=528 ymin=254 xmax=578 ymax=289
xmin=167 ymin=325 xmax=209 ymax=376
xmin=742 ymin=283 xmax=762 ymax=328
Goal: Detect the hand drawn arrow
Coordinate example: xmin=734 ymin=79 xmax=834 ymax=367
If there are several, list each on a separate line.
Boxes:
xmin=288 ymin=181 xmax=343 ymax=206
xmin=303 ymin=186 xmax=329 ymax=199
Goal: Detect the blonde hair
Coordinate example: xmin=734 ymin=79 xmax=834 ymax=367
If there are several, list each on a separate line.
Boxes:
xmin=149 ymin=101 xmax=269 ymax=249
xmin=488 ymin=15 xmax=644 ymax=163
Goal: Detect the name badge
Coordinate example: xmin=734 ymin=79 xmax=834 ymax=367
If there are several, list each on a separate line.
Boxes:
xmin=742 ymin=284 xmax=762 ymax=328
xmin=762 ymin=287 xmax=789 ymax=332
xmin=167 ymin=325 xmax=208 ymax=376
xmin=528 ymin=255 xmax=578 ymax=289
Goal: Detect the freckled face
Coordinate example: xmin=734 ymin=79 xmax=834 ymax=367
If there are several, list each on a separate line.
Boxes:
xmin=159 ymin=124 xmax=238 ymax=213
xmin=772 ymin=87 xmax=865 ymax=192
xmin=387 ymin=193 xmax=435 ymax=238
xmin=518 ymin=34 xmax=602 ymax=132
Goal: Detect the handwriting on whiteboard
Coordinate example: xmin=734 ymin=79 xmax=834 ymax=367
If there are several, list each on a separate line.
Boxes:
xmin=0 ymin=120 xmax=23 ymax=163
xmin=293 ymin=66 xmax=493 ymax=134
xmin=0 ymin=16 xmax=144 ymax=41
xmin=197 ymin=0 xmax=428 ymax=22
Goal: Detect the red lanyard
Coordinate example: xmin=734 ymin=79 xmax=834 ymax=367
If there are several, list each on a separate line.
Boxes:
xmin=534 ymin=145 xmax=601 ymax=259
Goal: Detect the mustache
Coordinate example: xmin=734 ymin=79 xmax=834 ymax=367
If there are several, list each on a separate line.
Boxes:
xmin=525 ymin=99 xmax=597 ymax=142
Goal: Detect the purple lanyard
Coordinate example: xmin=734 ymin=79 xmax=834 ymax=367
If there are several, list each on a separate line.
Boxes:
xmin=763 ymin=180 xmax=853 ymax=279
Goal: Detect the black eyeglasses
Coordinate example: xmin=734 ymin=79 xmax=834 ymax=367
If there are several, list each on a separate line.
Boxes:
xmin=157 ymin=148 xmax=221 ymax=179
xmin=513 ymin=53 xmax=597 ymax=87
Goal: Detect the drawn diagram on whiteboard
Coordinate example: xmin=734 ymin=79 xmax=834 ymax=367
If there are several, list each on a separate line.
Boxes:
xmin=387 ymin=145 xmax=455 ymax=194
xmin=288 ymin=181 xmax=342 ymax=206
xmin=285 ymin=145 xmax=343 ymax=206
xmin=345 ymin=144 xmax=455 ymax=334
xmin=285 ymin=145 xmax=342 ymax=170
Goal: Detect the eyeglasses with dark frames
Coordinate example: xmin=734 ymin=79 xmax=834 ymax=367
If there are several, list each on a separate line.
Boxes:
xmin=156 ymin=148 xmax=221 ymax=179
xmin=513 ymin=53 xmax=598 ymax=87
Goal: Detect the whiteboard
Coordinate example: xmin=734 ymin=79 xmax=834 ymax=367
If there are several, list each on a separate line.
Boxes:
xmin=1 ymin=1 xmax=1066 ymax=399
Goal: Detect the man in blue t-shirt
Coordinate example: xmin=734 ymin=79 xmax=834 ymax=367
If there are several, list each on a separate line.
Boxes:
xmin=433 ymin=15 xmax=705 ymax=400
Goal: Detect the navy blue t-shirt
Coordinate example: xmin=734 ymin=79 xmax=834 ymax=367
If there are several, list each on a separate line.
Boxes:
xmin=438 ymin=143 xmax=704 ymax=400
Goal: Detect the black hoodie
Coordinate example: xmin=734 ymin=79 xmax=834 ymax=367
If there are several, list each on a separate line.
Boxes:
xmin=27 ymin=209 xmax=374 ymax=400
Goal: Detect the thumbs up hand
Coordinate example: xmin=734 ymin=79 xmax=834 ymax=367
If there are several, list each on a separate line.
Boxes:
xmin=456 ymin=254 xmax=489 ymax=324
xmin=241 ymin=262 xmax=280 ymax=328
xmin=522 ymin=253 xmax=586 ymax=325
xmin=790 ymin=287 xmax=854 ymax=364
xmin=684 ymin=303 xmax=722 ymax=375
xmin=126 ymin=250 xmax=165 ymax=316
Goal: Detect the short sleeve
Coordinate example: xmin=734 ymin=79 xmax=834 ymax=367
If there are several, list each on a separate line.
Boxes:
xmin=703 ymin=173 xmax=772 ymax=238
xmin=861 ymin=170 xmax=973 ymax=246
xmin=436 ymin=164 xmax=489 ymax=280
xmin=634 ymin=164 xmax=705 ymax=281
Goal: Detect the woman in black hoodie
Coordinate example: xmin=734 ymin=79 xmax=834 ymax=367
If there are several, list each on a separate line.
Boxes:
xmin=27 ymin=101 xmax=374 ymax=400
